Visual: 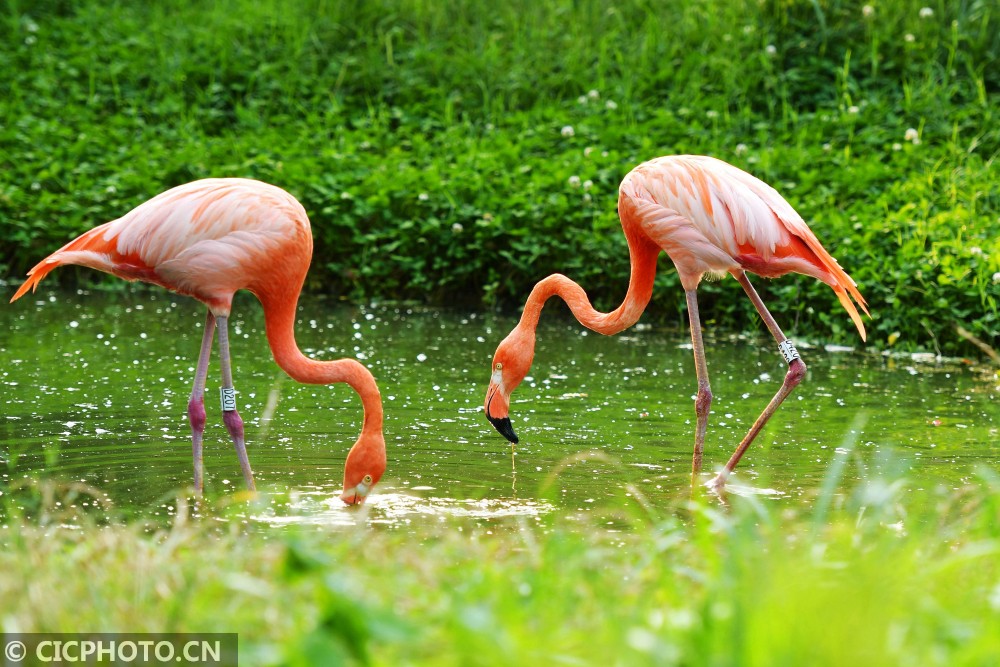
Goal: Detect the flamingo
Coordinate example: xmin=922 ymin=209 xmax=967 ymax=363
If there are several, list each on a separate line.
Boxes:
xmin=484 ymin=155 xmax=868 ymax=489
xmin=10 ymin=179 xmax=386 ymax=504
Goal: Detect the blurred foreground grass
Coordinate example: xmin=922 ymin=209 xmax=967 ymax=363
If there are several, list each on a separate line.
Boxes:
xmin=2 ymin=467 xmax=998 ymax=666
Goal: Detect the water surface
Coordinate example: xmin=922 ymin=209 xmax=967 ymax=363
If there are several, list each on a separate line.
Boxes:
xmin=1 ymin=290 xmax=996 ymax=526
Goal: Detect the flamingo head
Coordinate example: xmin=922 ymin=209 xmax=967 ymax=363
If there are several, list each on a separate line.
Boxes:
xmin=484 ymin=329 xmax=534 ymax=444
xmin=340 ymin=431 xmax=386 ymax=505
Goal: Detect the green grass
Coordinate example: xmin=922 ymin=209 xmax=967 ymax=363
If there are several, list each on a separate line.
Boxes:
xmin=0 ymin=0 xmax=997 ymax=354
xmin=2 ymin=468 xmax=999 ymax=666
xmin=2 ymin=4 xmax=998 ymax=663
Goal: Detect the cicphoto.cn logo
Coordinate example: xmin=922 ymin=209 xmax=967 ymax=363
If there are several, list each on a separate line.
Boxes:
xmin=1 ymin=634 xmax=238 ymax=666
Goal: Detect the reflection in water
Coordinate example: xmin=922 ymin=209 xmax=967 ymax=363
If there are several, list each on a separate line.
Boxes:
xmin=716 ymin=484 xmax=785 ymax=498
xmin=252 ymin=489 xmax=555 ymax=528
xmin=1 ymin=291 xmax=997 ymax=528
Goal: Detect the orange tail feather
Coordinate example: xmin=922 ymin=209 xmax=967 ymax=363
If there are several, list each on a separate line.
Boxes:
xmin=835 ymin=285 xmax=868 ymax=342
xmin=10 ymin=259 xmax=61 ymax=303
xmin=10 ymin=221 xmax=119 ymax=303
xmin=796 ymin=236 xmax=870 ymax=342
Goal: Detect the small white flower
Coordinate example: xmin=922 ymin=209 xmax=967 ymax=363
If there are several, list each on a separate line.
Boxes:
xmin=588 ymin=89 xmax=600 ymax=100
xmin=706 ymin=110 xmax=719 ymax=119
xmin=582 ymin=193 xmax=592 ymax=203
xmin=904 ymin=127 xmax=920 ymax=144
xmin=561 ymin=125 xmax=575 ymax=137
xmin=848 ymin=105 xmax=860 ymax=114
xmin=418 ymin=192 xmax=429 ymax=201
xmin=584 ymin=146 xmax=594 ymax=157
xmin=25 ymin=35 xmax=36 ymax=45
xmin=919 ymin=7 xmax=933 ymax=18
xmin=25 ymin=21 xmax=38 ymax=32
xmin=105 ymin=185 xmax=117 ymax=194
xmin=905 ymin=33 xmax=915 ymax=42
xmin=605 ymin=100 xmax=617 ymax=110
xmin=735 ymin=143 xmax=748 ymax=155
xmin=862 ymin=5 xmax=874 ymax=18
xmin=765 ymin=44 xmax=777 ymax=56
xmin=969 ymin=246 xmax=983 ymax=256
xmin=451 ymin=223 xmax=464 ymax=233
xmin=577 ymin=95 xmax=588 ymax=105
xmin=823 ymin=143 xmax=832 ymax=151
xmin=568 ymin=175 xmax=581 ymax=188
xmin=582 ymin=180 xmax=593 ymax=190
xmin=992 ymin=272 xmax=1000 ymax=284
xmin=892 ymin=142 xmax=903 ymax=151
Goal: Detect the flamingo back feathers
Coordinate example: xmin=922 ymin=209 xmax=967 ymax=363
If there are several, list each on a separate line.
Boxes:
xmin=10 ymin=179 xmax=312 ymax=312
xmin=621 ymin=155 xmax=869 ymax=340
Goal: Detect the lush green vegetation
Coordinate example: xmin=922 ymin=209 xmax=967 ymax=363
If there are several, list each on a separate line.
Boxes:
xmin=3 ymin=466 xmax=999 ymax=666
xmin=0 ymin=0 xmax=997 ymax=353
xmin=2 ymin=3 xmax=998 ymax=664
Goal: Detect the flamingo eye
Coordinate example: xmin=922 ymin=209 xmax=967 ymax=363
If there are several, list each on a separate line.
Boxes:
xmin=495 ymin=362 xmax=503 ymax=371
xmin=362 ymin=474 xmax=373 ymax=485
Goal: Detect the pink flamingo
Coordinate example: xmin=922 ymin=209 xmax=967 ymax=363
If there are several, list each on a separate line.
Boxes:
xmin=11 ymin=179 xmax=385 ymax=504
xmin=484 ymin=155 xmax=868 ymax=488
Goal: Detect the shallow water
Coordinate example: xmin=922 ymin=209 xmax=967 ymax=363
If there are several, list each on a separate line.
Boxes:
xmin=1 ymin=289 xmax=996 ymax=527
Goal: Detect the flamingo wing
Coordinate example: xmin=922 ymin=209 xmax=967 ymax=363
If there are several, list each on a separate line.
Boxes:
xmin=623 ymin=156 xmax=869 ymax=340
xmin=700 ymin=157 xmax=870 ymax=340
xmin=10 ymin=179 xmax=309 ymax=312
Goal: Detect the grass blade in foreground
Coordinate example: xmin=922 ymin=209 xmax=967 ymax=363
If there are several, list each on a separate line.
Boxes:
xmin=1 ymin=469 xmax=998 ymax=666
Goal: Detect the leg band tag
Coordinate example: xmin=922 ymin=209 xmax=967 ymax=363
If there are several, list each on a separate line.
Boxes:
xmin=778 ymin=339 xmax=800 ymax=364
xmin=220 ymin=387 xmax=237 ymax=412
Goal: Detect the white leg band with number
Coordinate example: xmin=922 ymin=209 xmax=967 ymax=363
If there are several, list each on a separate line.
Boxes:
xmin=778 ymin=339 xmax=800 ymax=364
xmin=220 ymin=387 xmax=237 ymax=412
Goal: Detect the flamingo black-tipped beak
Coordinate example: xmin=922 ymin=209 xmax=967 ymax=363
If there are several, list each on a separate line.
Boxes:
xmin=485 ymin=382 xmax=519 ymax=444
xmin=487 ymin=415 xmax=519 ymax=444
xmin=340 ymin=480 xmax=372 ymax=506
xmin=340 ymin=491 xmax=365 ymax=506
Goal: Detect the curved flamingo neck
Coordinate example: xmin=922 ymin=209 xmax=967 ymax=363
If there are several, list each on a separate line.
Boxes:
xmin=258 ymin=290 xmax=384 ymax=435
xmin=516 ymin=234 xmax=659 ymax=337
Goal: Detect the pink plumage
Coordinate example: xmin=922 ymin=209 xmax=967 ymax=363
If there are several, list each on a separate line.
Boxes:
xmin=486 ymin=154 xmax=870 ymax=489
xmin=11 ymin=179 xmax=385 ymax=503
xmin=13 ymin=179 xmax=311 ymax=314
xmin=619 ymin=155 xmax=868 ymax=339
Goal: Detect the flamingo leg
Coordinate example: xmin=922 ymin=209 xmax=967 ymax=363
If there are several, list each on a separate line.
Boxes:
xmin=188 ymin=310 xmax=215 ymax=495
xmin=710 ymin=270 xmax=807 ymax=487
xmin=685 ymin=289 xmax=713 ymax=477
xmin=215 ymin=315 xmax=257 ymax=492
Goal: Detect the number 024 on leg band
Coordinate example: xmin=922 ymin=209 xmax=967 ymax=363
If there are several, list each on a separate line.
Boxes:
xmin=778 ymin=339 xmax=800 ymax=363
